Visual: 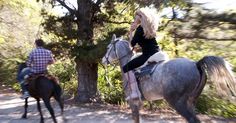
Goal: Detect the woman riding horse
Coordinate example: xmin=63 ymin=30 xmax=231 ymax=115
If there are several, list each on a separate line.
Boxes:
xmin=123 ymin=7 xmax=160 ymax=101
xmin=103 ymin=35 xmax=236 ymax=123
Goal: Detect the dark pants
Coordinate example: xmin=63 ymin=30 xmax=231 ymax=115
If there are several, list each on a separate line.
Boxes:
xmin=123 ymin=53 xmax=154 ymax=73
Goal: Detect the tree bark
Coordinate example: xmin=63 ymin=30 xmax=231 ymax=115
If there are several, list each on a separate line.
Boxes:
xmin=74 ymin=0 xmax=98 ymax=103
xmin=75 ymin=60 xmax=98 ymax=103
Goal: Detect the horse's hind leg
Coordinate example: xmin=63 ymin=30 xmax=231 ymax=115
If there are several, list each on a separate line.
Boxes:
xmin=54 ymin=92 xmax=64 ymax=114
xmin=42 ymin=98 xmax=57 ymax=123
xmin=165 ymin=96 xmax=200 ymax=123
xmin=21 ymin=98 xmax=28 ymax=119
xmin=36 ymin=98 xmax=44 ymax=123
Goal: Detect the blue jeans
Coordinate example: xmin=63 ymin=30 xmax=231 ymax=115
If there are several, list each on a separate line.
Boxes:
xmin=18 ymin=67 xmax=32 ymax=93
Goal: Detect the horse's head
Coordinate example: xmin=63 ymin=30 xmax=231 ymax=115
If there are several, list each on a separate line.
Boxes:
xmin=102 ymin=34 xmax=132 ymax=65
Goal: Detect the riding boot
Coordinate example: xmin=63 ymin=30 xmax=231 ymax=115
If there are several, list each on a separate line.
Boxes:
xmin=124 ymin=71 xmax=141 ymax=101
xmin=20 ymin=80 xmax=30 ymax=99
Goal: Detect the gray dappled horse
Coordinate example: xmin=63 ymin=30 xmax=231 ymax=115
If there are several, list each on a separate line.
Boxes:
xmin=102 ymin=35 xmax=236 ymax=123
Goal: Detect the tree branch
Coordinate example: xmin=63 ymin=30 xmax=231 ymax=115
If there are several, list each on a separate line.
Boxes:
xmin=95 ymin=0 xmax=104 ymax=6
xmin=175 ymin=33 xmax=236 ymax=41
xmin=202 ymin=13 xmax=236 ymax=25
xmin=55 ymin=0 xmax=76 ymax=15
xmin=103 ymin=19 xmax=130 ymax=24
xmin=160 ymin=7 xmax=176 ymax=30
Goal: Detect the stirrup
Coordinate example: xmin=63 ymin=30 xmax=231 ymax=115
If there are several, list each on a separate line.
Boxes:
xmin=20 ymin=92 xmax=30 ymax=99
xmin=125 ymin=93 xmax=140 ymax=101
xmin=125 ymin=96 xmax=139 ymax=101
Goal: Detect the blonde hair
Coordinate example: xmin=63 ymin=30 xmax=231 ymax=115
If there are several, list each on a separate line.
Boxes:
xmin=136 ymin=7 xmax=159 ymax=39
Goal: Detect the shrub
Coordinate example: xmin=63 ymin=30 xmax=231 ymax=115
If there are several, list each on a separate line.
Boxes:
xmin=48 ymin=59 xmax=77 ymax=97
xmin=97 ymin=64 xmax=125 ymax=104
xmin=196 ymin=94 xmax=236 ymax=118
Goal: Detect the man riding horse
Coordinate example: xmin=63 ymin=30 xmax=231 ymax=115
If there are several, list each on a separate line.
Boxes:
xmin=17 ymin=39 xmax=55 ymax=99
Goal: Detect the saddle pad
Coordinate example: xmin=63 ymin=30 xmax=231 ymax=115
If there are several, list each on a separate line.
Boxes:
xmin=135 ymin=62 xmax=156 ymax=76
xmin=26 ymin=74 xmax=59 ymax=85
xmin=135 ymin=60 xmax=164 ymax=81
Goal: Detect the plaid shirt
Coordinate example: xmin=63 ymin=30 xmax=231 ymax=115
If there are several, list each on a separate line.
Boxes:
xmin=26 ymin=47 xmax=54 ymax=73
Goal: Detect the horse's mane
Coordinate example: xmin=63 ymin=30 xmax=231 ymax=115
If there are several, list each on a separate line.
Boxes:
xmin=116 ymin=38 xmax=131 ymax=49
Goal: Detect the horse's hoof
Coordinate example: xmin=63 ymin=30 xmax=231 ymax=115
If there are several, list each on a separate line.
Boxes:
xmin=40 ymin=118 xmax=44 ymax=123
xmin=21 ymin=115 xmax=27 ymax=119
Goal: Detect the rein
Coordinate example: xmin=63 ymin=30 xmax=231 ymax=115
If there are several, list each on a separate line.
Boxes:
xmin=104 ymin=40 xmax=133 ymax=66
xmin=102 ymin=40 xmax=133 ymax=87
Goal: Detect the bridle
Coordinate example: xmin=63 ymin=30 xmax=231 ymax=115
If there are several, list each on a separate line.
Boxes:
xmin=102 ymin=39 xmax=133 ymax=88
xmin=104 ymin=39 xmax=133 ymax=65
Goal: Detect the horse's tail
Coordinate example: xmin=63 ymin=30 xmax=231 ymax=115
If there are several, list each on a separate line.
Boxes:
xmin=195 ymin=56 xmax=236 ymax=97
xmin=53 ymin=82 xmax=62 ymax=97
xmin=53 ymin=81 xmax=64 ymax=112
xmin=52 ymin=81 xmax=63 ymax=102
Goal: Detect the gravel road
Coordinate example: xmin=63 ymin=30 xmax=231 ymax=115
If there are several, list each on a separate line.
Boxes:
xmin=0 ymin=84 xmax=235 ymax=123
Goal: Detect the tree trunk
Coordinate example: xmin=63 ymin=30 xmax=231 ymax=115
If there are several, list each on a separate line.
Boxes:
xmin=75 ymin=60 xmax=98 ymax=103
xmin=74 ymin=0 xmax=98 ymax=103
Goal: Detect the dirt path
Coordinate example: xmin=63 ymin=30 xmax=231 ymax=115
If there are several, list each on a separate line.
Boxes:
xmin=0 ymin=84 xmax=235 ymax=123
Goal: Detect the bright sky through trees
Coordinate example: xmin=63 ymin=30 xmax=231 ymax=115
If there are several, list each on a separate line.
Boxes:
xmin=195 ymin=0 xmax=236 ymax=12
xmin=53 ymin=0 xmax=236 ymax=17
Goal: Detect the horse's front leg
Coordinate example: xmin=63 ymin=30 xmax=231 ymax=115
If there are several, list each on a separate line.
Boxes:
xmin=129 ymin=99 xmax=142 ymax=123
xmin=21 ymin=98 xmax=28 ymax=119
xmin=36 ymin=98 xmax=44 ymax=123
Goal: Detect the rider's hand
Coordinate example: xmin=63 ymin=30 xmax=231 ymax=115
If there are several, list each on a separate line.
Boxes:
xmin=129 ymin=22 xmax=138 ymax=41
xmin=130 ymin=22 xmax=137 ymax=32
xmin=133 ymin=46 xmax=141 ymax=53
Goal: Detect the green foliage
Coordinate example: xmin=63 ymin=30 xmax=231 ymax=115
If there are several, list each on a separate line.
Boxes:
xmin=142 ymin=100 xmax=170 ymax=110
xmin=122 ymin=0 xmax=187 ymax=10
xmin=12 ymin=83 xmax=21 ymax=92
xmin=48 ymin=59 xmax=77 ymax=96
xmin=97 ymin=64 xmax=125 ymax=104
xmin=141 ymin=94 xmax=236 ymax=118
xmin=40 ymin=1 xmax=133 ymax=62
xmin=0 ymin=0 xmax=43 ymax=91
xmin=0 ymin=59 xmax=18 ymax=85
xmin=196 ymin=94 xmax=236 ymax=118
xmin=1 ymin=0 xmax=236 ymax=119
xmin=158 ymin=32 xmax=179 ymax=58
xmin=48 ymin=59 xmax=75 ymax=83
xmin=72 ymin=27 xmax=129 ymax=62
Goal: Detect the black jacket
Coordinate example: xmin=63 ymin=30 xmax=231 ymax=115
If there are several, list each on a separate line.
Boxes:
xmin=131 ymin=25 xmax=159 ymax=55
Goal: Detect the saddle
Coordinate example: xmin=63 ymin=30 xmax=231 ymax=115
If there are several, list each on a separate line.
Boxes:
xmin=134 ymin=61 xmax=163 ymax=81
xmin=24 ymin=73 xmax=59 ymax=98
xmin=134 ymin=51 xmax=169 ymax=81
xmin=133 ymin=51 xmax=169 ymax=100
xmin=25 ymin=73 xmax=59 ymax=85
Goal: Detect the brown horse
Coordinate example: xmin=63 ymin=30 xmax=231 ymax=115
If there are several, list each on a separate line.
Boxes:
xmin=18 ymin=63 xmax=64 ymax=123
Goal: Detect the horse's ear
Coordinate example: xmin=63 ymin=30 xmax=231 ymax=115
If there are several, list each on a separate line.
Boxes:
xmin=112 ymin=34 xmax=116 ymax=42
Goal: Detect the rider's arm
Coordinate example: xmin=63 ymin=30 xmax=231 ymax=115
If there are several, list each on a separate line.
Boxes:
xmin=26 ymin=52 xmax=33 ymax=67
xmin=48 ymin=51 xmax=55 ymax=65
xmin=131 ymin=26 xmax=143 ymax=47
